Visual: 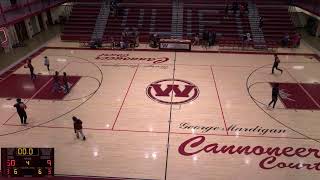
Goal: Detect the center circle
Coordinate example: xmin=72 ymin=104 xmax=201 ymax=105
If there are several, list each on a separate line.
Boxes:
xmin=146 ymin=79 xmax=200 ymax=105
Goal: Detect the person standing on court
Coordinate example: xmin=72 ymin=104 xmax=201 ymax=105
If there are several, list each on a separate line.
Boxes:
xmin=73 ymin=116 xmax=86 ymax=140
xmin=44 ymin=56 xmax=50 ymax=71
xmin=268 ymin=83 xmax=280 ymax=109
xmin=13 ymin=98 xmax=28 ymax=125
xmin=63 ymin=72 xmax=69 ymax=94
xmin=272 ymin=54 xmax=283 ymax=74
xmin=52 ymin=71 xmax=61 ymax=93
xmin=25 ymin=59 xmax=36 ymax=80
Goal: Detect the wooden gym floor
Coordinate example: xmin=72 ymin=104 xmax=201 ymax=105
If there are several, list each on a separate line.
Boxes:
xmin=0 ymin=47 xmax=320 ymax=180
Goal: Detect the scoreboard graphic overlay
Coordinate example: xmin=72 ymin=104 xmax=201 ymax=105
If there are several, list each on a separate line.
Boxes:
xmin=1 ymin=148 xmax=54 ymax=177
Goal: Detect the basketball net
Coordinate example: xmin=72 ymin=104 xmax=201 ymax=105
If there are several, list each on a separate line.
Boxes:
xmin=0 ymin=27 xmax=9 ymax=48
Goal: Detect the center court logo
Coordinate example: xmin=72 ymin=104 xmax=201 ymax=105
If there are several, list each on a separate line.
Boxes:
xmin=146 ymin=79 xmax=199 ymax=105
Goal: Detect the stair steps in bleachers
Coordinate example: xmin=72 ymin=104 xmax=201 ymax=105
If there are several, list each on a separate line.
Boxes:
xmin=247 ymin=0 xmax=267 ymax=49
xmin=171 ymin=0 xmax=184 ymax=39
xmin=91 ymin=0 xmax=110 ymax=41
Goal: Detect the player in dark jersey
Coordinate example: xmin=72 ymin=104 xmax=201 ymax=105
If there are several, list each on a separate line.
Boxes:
xmin=13 ymin=98 xmax=28 ymax=124
xmin=52 ymin=71 xmax=61 ymax=93
xmin=63 ymin=72 xmax=69 ymax=94
xmin=268 ymin=83 xmax=280 ymax=109
xmin=25 ymin=59 xmax=36 ymax=80
xmin=73 ymin=116 xmax=86 ymax=140
xmin=272 ymin=55 xmax=283 ymax=74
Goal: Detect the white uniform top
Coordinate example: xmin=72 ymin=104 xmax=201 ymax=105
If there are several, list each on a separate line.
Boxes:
xmin=44 ymin=58 xmax=49 ymax=66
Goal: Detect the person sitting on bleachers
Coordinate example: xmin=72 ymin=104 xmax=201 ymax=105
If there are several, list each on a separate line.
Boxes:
xmin=111 ymin=0 xmax=121 ymax=17
xmin=208 ymin=30 xmax=216 ymax=47
xmin=280 ymin=33 xmax=290 ymax=47
xmin=149 ymin=33 xmax=159 ymax=48
xmin=110 ymin=36 xmax=116 ymax=49
xmin=259 ymin=17 xmax=263 ymax=29
xmin=202 ymin=30 xmax=209 ymax=47
xmin=121 ymin=30 xmax=128 ymax=41
xmin=120 ymin=40 xmax=126 ymax=49
xmin=242 ymin=32 xmax=252 ymax=47
xmin=111 ymin=1 xmax=117 ymax=15
xmin=192 ymin=33 xmax=200 ymax=46
xmin=133 ymin=28 xmax=140 ymax=47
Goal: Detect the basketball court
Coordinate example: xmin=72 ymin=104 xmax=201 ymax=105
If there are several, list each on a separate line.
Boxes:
xmin=0 ymin=46 xmax=320 ymax=179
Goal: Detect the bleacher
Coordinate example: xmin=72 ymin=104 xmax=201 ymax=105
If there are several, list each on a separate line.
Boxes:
xmin=60 ymin=0 xmax=297 ymax=49
xmin=254 ymin=0 xmax=296 ymax=47
xmin=103 ymin=0 xmax=172 ymax=42
xmin=61 ymin=2 xmax=102 ymax=41
xmin=183 ymin=0 xmax=250 ymax=47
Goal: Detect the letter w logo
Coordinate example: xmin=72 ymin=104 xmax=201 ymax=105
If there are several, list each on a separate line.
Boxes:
xmin=151 ymin=84 xmax=195 ymax=97
xmin=162 ymin=43 xmax=168 ymax=48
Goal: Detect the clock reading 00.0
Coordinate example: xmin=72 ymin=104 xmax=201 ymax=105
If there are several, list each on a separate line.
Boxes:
xmin=1 ymin=148 xmax=54 ymax=177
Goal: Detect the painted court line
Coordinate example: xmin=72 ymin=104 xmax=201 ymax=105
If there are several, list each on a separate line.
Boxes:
xmin=210 ymin=66 xmax=229 ymax=135
xmin=73 ymin=61 xmax=265 ymax=68
xmin=285 ymin=69 xmax=320 ymax=109
xmin=111 ymin=65 xmax=139 ymax=130
xmin=3 ymin=123 xmax=316 ymax=141
xmin=44 ymin=46 xmax=320 ymax=58
xmin=70 ymin=61 xmax=320 ymax=68
xmin=1 ymin=62 xmax=71 ymax=126
xmin=0 ymin=70 xmax=15 ymax=84
xmin=56 ymin=173 xmax=159 ymax=180
xmin=1 ymin=78 xmax=54 ymax=126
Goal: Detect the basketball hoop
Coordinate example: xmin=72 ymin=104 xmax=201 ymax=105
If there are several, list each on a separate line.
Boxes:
xmin=0 ymin=27 xmax=9 ymax=48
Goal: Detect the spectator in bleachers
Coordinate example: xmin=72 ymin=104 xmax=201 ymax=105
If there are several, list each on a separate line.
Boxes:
xmin=232 ymin=1 xmax=239 ymax=14
xmin=242 ymin=32 xmax=252 ymax=47
xmin=134 ymin=28 xmax=140 ymax=47
xmin=111 ymin=1 xmax=116 ymax=15
xmin=193 ymin=33 xmax=200 ymax=46
xmin=259 ymin=17 xmax=263 ymax=29
xmin=120 ymin=40 xmax=126 ymax=49
xmin=121 ymin=30 xmax=128 ymax=42
xmin=292 ymin=32 xmax=301 ymax=48
xmin=111 ymin=0 xmax=121 ymax=17
xmin=110 ymin=36 xmax=116 ymax=49
xmin=202 ymin=30 xmax=209 ymax=47
xmin=280 ymin=33 xmax=290 ymax=47
xmin=149 ymin=33 xmax=159 ymax=48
